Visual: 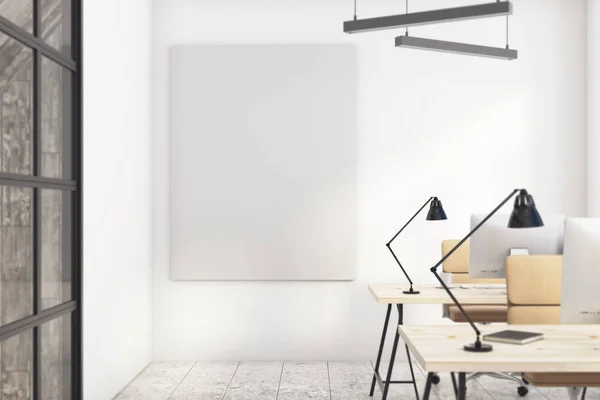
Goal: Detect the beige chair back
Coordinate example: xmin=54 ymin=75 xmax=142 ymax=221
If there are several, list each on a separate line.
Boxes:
xmin=506 ymin=254 xmax=600 ymax=387
xmin=505 ymin=255 xmax=562 ymax=324
xmin=441 ymin=239 xmax=505 ymax=284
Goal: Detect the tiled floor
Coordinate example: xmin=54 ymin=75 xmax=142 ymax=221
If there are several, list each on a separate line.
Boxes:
xmin=115 ymin=361 xmax=600 ymax=400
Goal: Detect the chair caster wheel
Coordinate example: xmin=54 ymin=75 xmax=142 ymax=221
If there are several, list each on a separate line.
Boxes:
xmin=518 ymin=386 xmax=529 ymax=397
xmin=431 ymin=374 xmax=441 ymax=384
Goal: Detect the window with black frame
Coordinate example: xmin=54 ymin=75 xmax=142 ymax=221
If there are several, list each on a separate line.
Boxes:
xmin=0 ymin=0 xmax=81 ymax=399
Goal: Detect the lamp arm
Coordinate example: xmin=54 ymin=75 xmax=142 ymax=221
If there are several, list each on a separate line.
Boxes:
xmin=432 ymin=267 xmax=482 ymax=337
xmin=387 ymin=197 xmax=434 ymax=245
xmin=428 ymin=188 xmax=520 ymax=342
xmin=429 ymin=189 xmax=520 ymax=274
xmin=387 ymin=246 xmax=414 ymax=286
xmin=386 ymin=197 xmax=434 ymax=288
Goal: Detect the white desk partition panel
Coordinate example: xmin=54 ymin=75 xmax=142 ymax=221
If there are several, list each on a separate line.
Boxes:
xmin=561 ymin=218 xmax=600 ymax=323
xmin=169 ymin=44 xmax=357 ymax=281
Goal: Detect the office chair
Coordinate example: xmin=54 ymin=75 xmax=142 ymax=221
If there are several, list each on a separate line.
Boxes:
xmin=506 ymin=255 xmax=600 ymax=400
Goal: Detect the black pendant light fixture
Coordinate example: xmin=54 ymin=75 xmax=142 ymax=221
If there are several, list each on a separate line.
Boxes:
xmin=394 ymin=36 xmax=518 ymax=60
xmin=343 ymin=0 xmax=518 ymax=60
xmin=344 ymin=2 xmax=512 ymax=34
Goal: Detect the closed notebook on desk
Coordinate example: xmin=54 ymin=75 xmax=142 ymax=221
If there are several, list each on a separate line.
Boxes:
xmin=483 ymin=330 xmax=543 ymax=345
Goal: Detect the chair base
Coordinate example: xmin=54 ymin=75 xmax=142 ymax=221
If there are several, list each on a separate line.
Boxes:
xmin=467 ymin=372 xmax=530 ymax=397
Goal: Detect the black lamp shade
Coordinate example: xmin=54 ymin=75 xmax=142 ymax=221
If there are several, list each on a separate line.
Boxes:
xmin=508 ymin=190 xmax=544 ymax=228
xmin=426 ymin=198 xmax=448 ymax=221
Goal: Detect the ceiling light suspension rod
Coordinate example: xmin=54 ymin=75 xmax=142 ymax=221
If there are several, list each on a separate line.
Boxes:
xmin=405 ymin=0 xmax=409 ymax=36
xmin=506 ymin=15 xmax=509 ymax=49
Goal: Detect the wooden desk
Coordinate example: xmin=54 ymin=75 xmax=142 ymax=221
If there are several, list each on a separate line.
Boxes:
xmin=400 ymin=324 xmax=600 ymax=400
xmin=367 ymin=284 xmax=507 ymax=400
xmin=369 ymin=283 xmax=507 ymax=304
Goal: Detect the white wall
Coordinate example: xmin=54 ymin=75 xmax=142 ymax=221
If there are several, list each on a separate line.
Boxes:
xmin=152 ymin=0 xmax=587 ymax=360
xmin=588 ymin=0 xmax=600 ymax=216
xmin=84 ymin=0 xmax=153 ymax=398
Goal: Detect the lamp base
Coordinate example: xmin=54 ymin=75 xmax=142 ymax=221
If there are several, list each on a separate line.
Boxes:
xmin=464 ymin=342 xmax=493 ymax=352
xmin=403 ymin=290 xmax=420 ymax=295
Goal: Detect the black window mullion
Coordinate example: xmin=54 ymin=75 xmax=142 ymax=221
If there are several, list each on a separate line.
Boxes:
xmin=32 ymin=0 xmax=42 ymax=397
xmin=0 ymin=15 xmax=76 ymax=71
xmin=32 ymin=320 xmax=41 ymax=400
xmin=0 ymin=301 xmax=76 ymax=342
xmin=33 ymin=0 xmax=40 ymax=37
xmin=0 ymin=173 xmax=77 ymax=190
xmin=32 ymin=190 xmax=41 ymax=400
xmin=32 ymin=187 xmax=41 ymax=400
xmin=33 ymin=29 xmax=42 ymax=319
xmin=71 ymin=0 xmax=83 ymax=398
xmin=0 ymin=1 xmax=81 ymax=397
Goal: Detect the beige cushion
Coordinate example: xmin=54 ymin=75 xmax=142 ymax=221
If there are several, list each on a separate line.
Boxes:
xmin=451 ymin=273 xmax=505 ymax=285
xmin=506 ymin=255 xmax=562 ymax=305
xmin=507 ymin=306 xmax=560 ymax=325
xmin=524 ymin=372 xmax=600 ymax=387
xmin=448 ymin=305 xmax=507 ymax=323
xmin=442 ymin=240 xmax=469 ymax=273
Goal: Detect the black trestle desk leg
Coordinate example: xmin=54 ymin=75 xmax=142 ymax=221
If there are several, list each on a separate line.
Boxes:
xmin=451 ymin=372 xmax=458 ymax=397
xmin=370 ymin=304 xmax=392 ymax=396
xmin=458 ymin=372 xmax=467 ymax=400
xmin=381 ymin=328 xmax=400 ymax=399
xmin=381 ymin=304 xmax=403 ymax=400
xmin=423 ymin=372 xmax=434 ymax=400
xmin=405 ymin=344 xmax=420 ymax=400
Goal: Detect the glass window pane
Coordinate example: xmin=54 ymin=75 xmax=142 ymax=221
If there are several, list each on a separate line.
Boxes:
xmin=1 ymin=186 xmax=33 ymax=326
xmin=41 ymin=56 xmax=71 ymax=179
xmin=41 ymin=0 xmax=72 ymax=57
xmin=0 ymin=33 xmax=33 ymax=175
xmin=41 ymin=313 xmax=71 ymax=400
xmin=42 ymin=189 xmax=71 ymax=308
xmin=0 ymin=0 xmax=33 ymax=33
xmin=0 ymin=330 xmax=33 ymax=399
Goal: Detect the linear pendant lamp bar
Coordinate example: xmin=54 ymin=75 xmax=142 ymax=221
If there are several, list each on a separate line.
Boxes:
xmin=395 ymin=35 xmax=518 ymax=60
xmin=344 ymin=1 xmax=512 ymax=34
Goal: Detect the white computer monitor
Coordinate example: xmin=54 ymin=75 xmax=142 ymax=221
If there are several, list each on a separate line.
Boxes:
xmin=468 ymin=213 xmax=566 ymax=279
xmin=561 ymin=218 xmax=600 ymax=324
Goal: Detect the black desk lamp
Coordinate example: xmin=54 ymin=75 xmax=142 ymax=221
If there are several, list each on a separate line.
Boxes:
xmin=387 ymin=197 xmax=447 ymax=295
xmin=430 ymin=189 xmax=544 ymax=352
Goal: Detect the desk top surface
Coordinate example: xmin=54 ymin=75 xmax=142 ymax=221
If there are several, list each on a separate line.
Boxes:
xmin=368 ymin=283 xmax=507 ymax=305
xmin=400 ymin=324 xmax=600 ymax=373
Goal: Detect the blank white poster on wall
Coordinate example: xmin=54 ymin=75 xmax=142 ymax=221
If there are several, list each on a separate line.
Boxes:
xmin=169 ymin=44 xmax=357 ymax=280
